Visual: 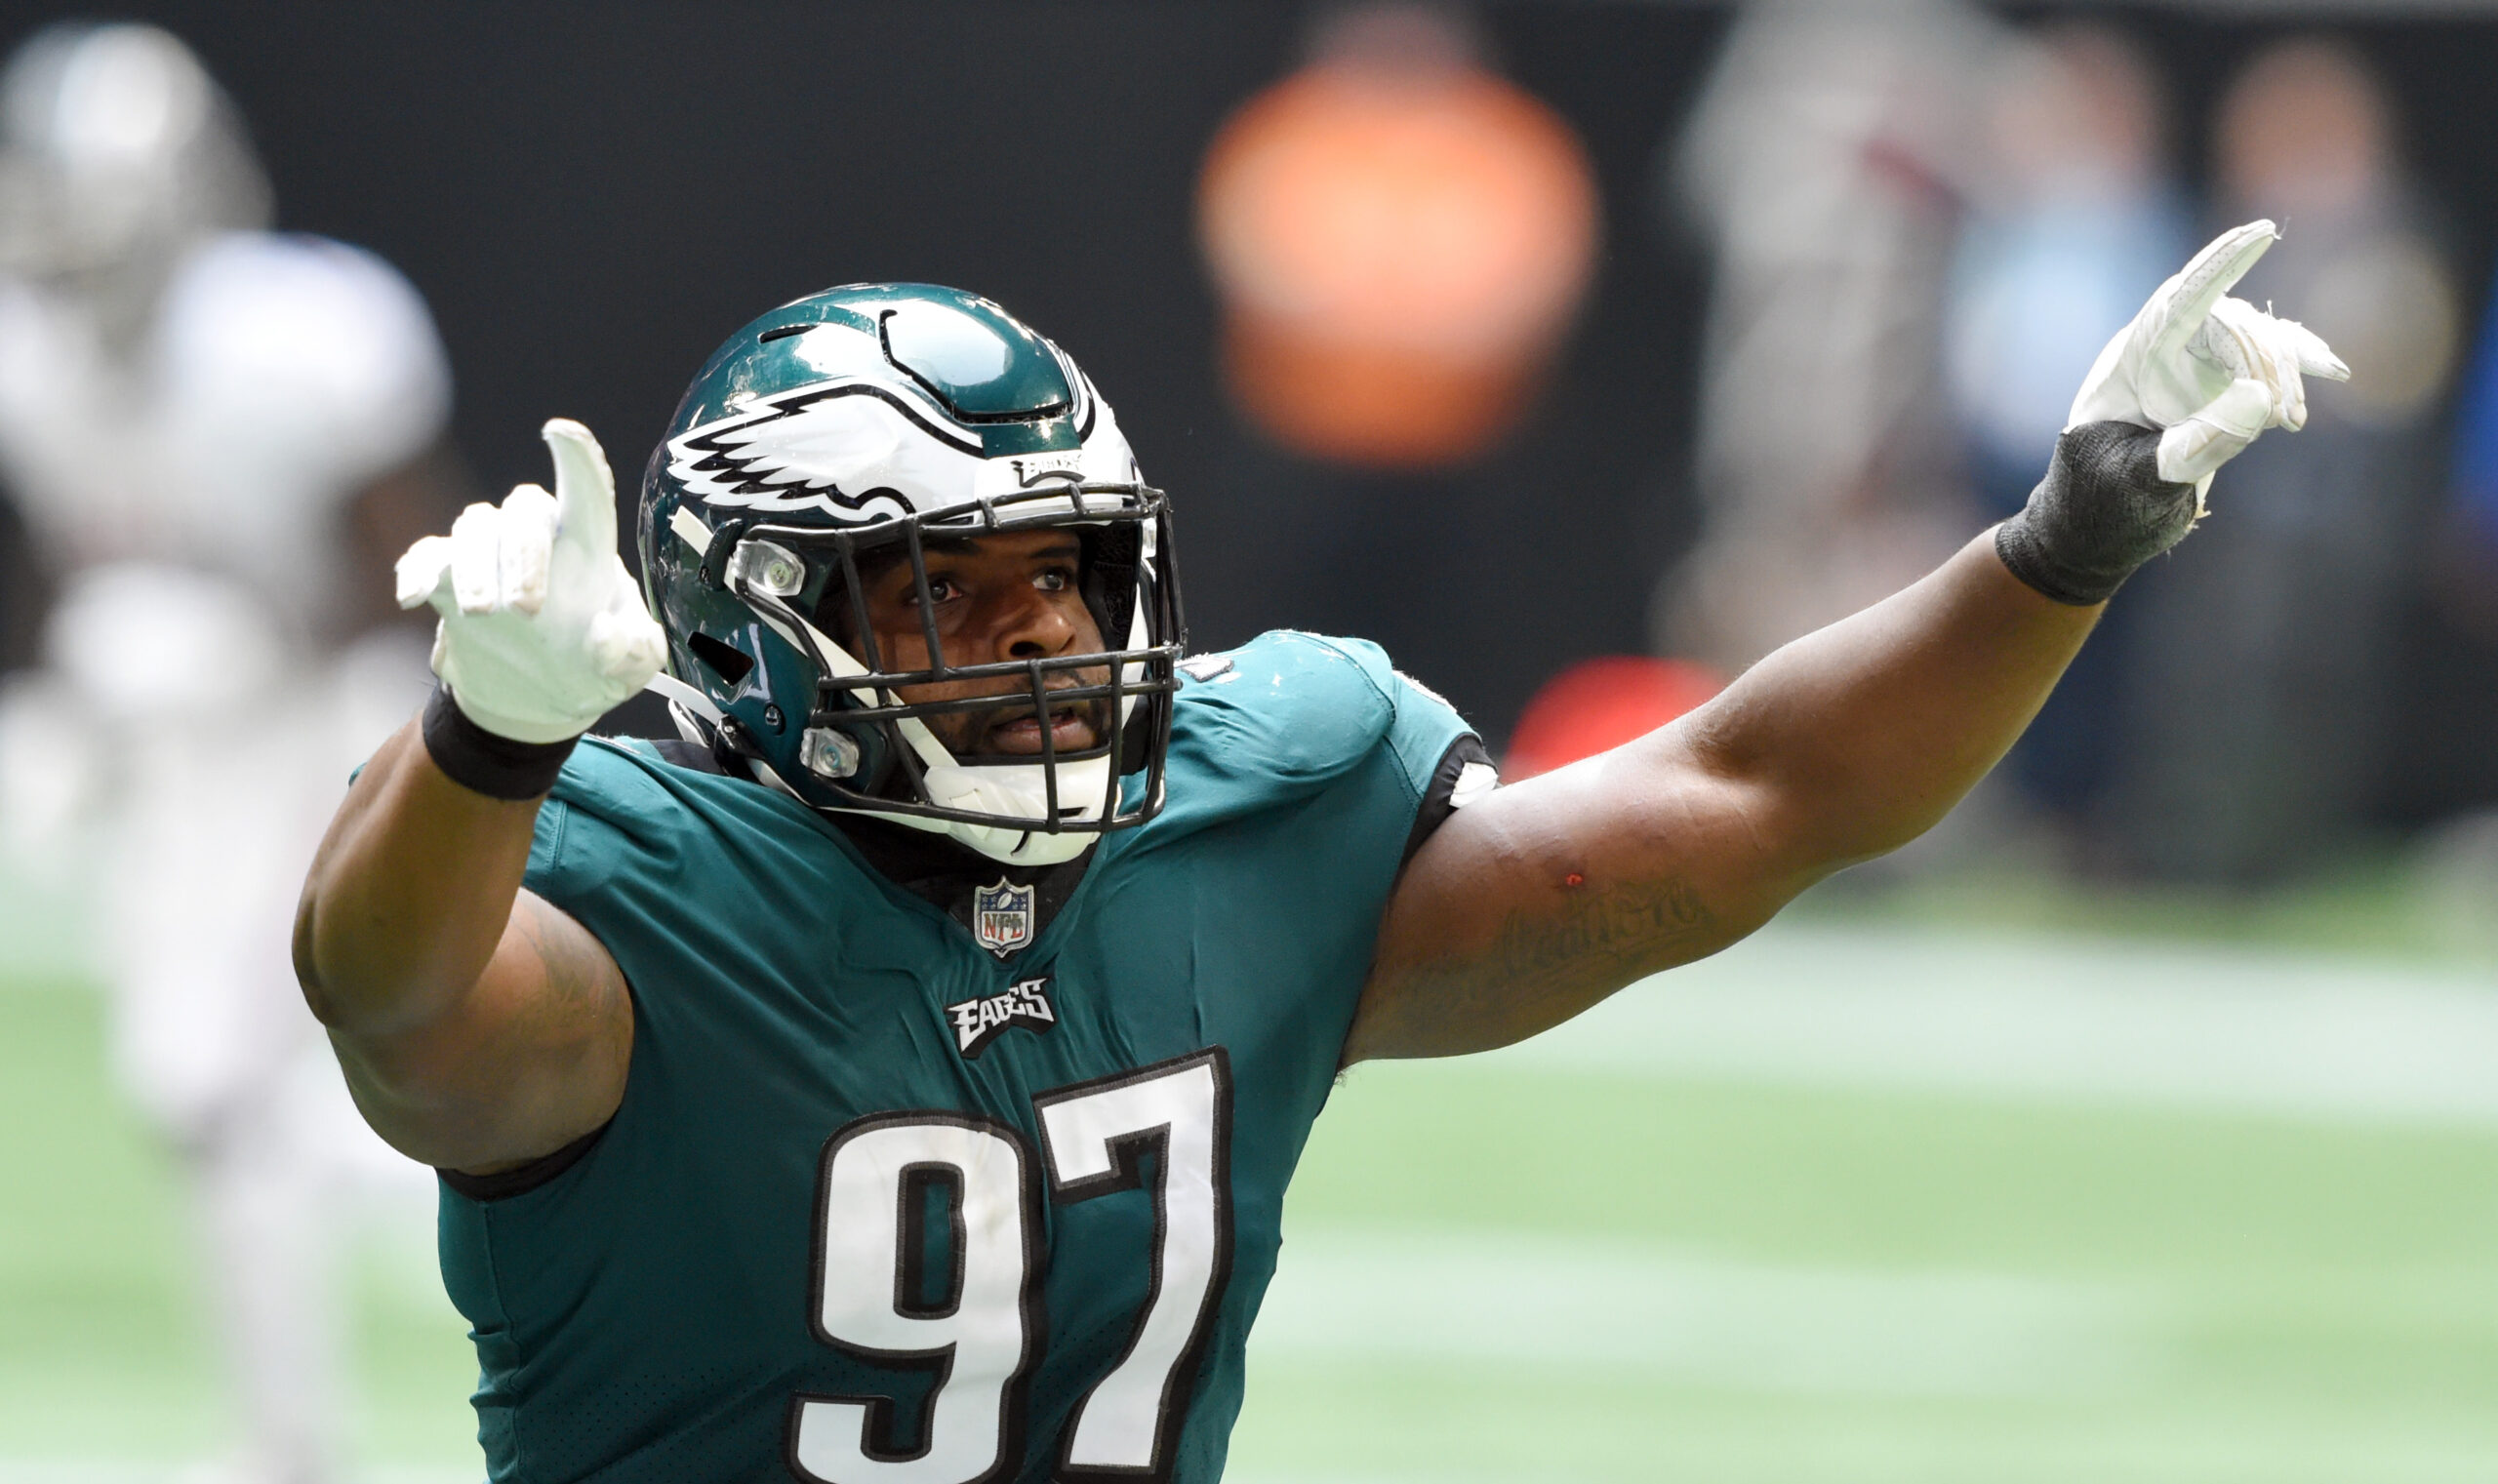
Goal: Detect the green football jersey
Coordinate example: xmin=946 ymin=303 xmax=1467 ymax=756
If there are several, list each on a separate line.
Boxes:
xmin=437 ymin=630 xmax=1477 ymax=1483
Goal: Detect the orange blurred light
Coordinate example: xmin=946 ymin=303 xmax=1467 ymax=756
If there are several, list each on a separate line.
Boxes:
xmin=1197 ymin=28 xmax=1599 ymax=468
xmin=1507 ymin=656 xmax=1724 ymax=779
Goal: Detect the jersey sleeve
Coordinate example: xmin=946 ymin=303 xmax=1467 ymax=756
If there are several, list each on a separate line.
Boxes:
xmin=1301 ymin=632 xmax=1485 ymax=816
xmin=1159 ymin=630 xmax=1482 ymax=851
xmin=519 ymin=739 xmax=683 ymax=920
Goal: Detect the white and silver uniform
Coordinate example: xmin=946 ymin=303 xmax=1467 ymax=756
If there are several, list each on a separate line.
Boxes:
xmin=0 ymin=227 xmax=451 ymax=1484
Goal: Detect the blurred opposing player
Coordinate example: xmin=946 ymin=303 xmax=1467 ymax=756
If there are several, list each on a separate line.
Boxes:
xmin=299 ymin=217 xmax=2342 ymax=1481
xmin=0 ymin=23 xmax=453 ymax=1484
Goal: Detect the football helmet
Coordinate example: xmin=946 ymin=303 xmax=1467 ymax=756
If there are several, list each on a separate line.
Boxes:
xmin=0 ymin=22 xmax=270 ymax=295
xmin=638 ymin=284 xmax=1183 ymax=866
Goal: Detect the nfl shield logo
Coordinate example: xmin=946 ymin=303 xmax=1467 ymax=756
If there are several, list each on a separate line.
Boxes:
xmin=973 ymin=877 xmax=1035 ymax=958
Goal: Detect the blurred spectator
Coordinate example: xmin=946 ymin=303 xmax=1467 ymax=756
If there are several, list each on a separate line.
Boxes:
xmin=2443 ymin=273 xmax=2498 ymax=624
xmin=1198 ymin=0 xmax=1598 ymax=468
xmin=2108 ymin=38 xmax=2458 ymax=883
xmin=2432 ymin=222 xmax=2498 ymax=646
xmin=0 ymin=22 xmax=459 ymax=1484
xmin=1942 ymin=21 xmax=2187 ymax=831
xmin=1657 ymin=0 xmax=1995 ymax=675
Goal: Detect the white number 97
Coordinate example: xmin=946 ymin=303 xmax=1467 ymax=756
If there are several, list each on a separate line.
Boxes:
xmin=787 ymin=1052 xmax=1232 ymax=1484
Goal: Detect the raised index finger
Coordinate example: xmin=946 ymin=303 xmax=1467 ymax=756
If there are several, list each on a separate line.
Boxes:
xmin=2150 ymin=220 xmax=2278 ymax=361
xmin=543 ymin=418 xmax=619 ymax=559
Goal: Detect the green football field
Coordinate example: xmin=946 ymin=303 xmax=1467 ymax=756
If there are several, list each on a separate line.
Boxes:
xmin=1 ymin=913 xmax=2493 ymax=1483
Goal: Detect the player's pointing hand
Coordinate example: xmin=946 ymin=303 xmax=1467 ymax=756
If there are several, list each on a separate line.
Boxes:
xmin=1994 ymin=221 xmax=2350 ymax=608
xmin=395 ymin=419 xmax=667 ymax=746
xmin=2069 ymin=219 xmax=2351 ymax=487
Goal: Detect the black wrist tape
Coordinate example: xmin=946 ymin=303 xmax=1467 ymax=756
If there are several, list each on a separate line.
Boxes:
xmin=1994 ymin=421 xmax=2201 ymax=607
xmin=421 ymin=684 xmax=579 ymax=800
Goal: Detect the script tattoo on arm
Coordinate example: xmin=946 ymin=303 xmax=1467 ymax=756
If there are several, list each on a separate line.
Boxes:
xmin=1487 ymin=875 xmax=1715 ymax=993
xmin=1355 ymin=873 xmax=1719 ymax=1062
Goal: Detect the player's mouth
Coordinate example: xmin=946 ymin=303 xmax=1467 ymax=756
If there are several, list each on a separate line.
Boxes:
xmin=978 ymin=697 xmax=1104 ymax=756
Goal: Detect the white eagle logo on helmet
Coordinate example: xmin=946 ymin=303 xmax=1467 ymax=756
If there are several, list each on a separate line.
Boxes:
xmin=664 ymin=313 xmax=1106 ymax=524
xmin=665 ymin=381 xmax=957 ymax=523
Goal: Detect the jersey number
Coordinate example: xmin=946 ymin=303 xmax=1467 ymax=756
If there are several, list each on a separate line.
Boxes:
xmin=788 ymin=1050 xmax=1233 ymax=1484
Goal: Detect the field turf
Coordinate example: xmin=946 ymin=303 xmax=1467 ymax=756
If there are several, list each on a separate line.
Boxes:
xmin=1 ymin=914 xmax=2491 ymax=1482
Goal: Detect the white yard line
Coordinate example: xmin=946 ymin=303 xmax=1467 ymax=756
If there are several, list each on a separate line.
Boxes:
xmin=1250 ymin=1224 xmax=2152 ymax=1398
xmin=1481 ymin=920 xmax=2498 ymax=1127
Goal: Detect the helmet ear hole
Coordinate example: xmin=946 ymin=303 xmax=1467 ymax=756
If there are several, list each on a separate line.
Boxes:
xmin=1079 ymin=524 xmax=1141 ymax=644
xmin=686 ymin=630 xmax=754 ymax=687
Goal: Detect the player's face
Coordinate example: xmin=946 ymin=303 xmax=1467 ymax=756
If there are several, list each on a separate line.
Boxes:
xmin=851 ymin=530 xmax=1110 ymax=758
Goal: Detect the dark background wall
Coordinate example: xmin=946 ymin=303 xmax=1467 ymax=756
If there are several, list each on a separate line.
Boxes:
xmin=3 ymin=1 xmax=2496 ymax=809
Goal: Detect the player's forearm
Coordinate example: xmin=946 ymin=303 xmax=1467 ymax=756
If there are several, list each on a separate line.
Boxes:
xmin=1683 ymin=533 xmax=2096 ymax=875
xmin=293 ymin=716 xmax=544 ymax=1035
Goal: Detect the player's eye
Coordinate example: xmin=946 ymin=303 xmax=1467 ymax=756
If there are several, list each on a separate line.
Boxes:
xmin=1034 ymin=567 xmax=1072 ymax=592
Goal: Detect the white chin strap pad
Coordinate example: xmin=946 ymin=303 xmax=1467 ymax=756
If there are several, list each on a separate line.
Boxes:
xmin=920 ymin=754 xmax=1113 ymax=865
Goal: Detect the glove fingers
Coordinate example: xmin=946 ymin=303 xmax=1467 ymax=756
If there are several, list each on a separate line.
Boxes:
xmin=544 ymin=419 xmax=619 ymax=563
xmin=2243 ymin=313 xmax=2321 ymax=430
xmin=448 ymin=502 xmax=504 ymax=616
xmin=2156 ymin=379 xmax=2271 ymax=485
xmin=394 ymin=534 xmax=455 ymax=611
xmin=587 ymin=611 xmax=666 ymax=687
xmin=500 ymin=484 xmax=557 ymax=616
xmin=589 ymin=557 xmax=666 ymax=682
xmin=2150 ymin=221 xmax=2277 ymax=363
xmin=2201 ymin=299 xmax=2320 ymax=431
xmin=2281 ymin=318 xmax=2351 ymax=381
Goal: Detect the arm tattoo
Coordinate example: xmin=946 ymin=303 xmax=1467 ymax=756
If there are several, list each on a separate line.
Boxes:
xmin=515 ymin=899 xmax=619 ymax=1021
xmin=1369 ymin=876 xmax=1718 ymax=1057
xmin=1488 ymin=877 xmax=1715 ymax=993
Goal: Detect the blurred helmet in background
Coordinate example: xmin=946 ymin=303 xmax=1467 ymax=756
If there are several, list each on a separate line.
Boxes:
xmin=1198 ymin=2 xmax=1598 ymax=469
xmin=0 ymin=22 xmax=269 ymax=303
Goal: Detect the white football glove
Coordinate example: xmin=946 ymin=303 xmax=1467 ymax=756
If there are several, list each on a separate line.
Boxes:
xmin=394 ymin=419 xmax=666 ymax=744
xmin=2069 ymin=219 xmax=2351 ymax=497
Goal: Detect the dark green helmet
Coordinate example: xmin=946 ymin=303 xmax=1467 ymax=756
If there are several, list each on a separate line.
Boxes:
xmin=637 ymin=284 xmax=1182 ymax=865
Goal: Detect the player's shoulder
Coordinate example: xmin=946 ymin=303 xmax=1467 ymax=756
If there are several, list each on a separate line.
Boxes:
xmin=152 ymin=230 xmax=449 ymax=471
xmin=1165 ymin=629 xmax=1472 ymax=794
xmin=531 ymin=734 xmax=822 ymax=891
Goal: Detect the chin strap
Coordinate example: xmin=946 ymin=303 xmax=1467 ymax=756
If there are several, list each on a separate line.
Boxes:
xmin=645 ymin=669 xmax=722 ymax=742
xmin=639 ymin=667 xmax=1104 ymax=866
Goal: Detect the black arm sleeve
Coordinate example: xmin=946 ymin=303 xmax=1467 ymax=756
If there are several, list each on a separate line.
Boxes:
xmin=1994 ymin=421 xmax=2201 ymax=606
xmin=1400 ymin=734 xmax=1496 ymax=866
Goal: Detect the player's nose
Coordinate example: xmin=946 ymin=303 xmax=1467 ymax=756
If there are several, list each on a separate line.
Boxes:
xmin=989 ymin=582 xmax=1079 ymax=662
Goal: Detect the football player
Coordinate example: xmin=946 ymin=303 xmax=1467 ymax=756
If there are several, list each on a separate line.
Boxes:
xmin=298 ymin=231 xmax=2340 ymax=1482
xmin=0 ymin=22 xmax=453 ymax=1484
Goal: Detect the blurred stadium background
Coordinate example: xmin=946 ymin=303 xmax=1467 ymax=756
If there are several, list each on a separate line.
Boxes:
xmin=1 ymin=1 xmax=2497 ymax=1480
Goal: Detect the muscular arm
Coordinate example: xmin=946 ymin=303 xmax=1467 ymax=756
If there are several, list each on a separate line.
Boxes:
xmin=1345 ymin=534 xmax=2097 ymax=1063
xmin=293 ymin=718 xmax=630 ymax=1172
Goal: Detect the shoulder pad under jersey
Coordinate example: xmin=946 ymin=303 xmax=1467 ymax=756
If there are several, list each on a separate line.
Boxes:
xmin=1156 ymin=628 xmax=1473 ymax=824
